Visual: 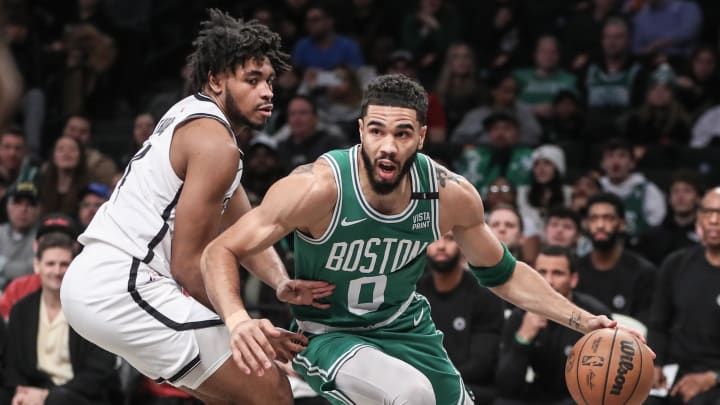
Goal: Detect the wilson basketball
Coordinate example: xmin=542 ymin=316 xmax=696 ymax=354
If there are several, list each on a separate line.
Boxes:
xmin=565 ymin=328 xmax=654 ymax=405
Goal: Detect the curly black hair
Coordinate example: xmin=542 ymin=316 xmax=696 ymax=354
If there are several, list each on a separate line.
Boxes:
xmin=361 ymin=74 xmax=428 ymax=125
xmin=188 ymin=9 xmax=290 ymax=93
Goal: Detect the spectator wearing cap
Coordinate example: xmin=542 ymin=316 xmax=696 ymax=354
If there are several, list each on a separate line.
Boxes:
xmin=599 ymin=138 xmax=666 ymax=238
xmin=623 ymin=63 xmax=691 ymax=161
xmin=242 ymin=135 xmax=284 ymax=207
xmin=635 ymin=170 xmax=703 ymax=265
xmin=516 ymin=145 xmax=573 ymax=262
xmin=77 ymin=183 xmax=110 ymax=230
xmin=512 ymin=35 xmax=578 ymax=120
xmin=0 ymin=128 xmax=39 ymax=223
xmin=451 ymin=71 xmax=541 ymax=147
xmin=0 ymin=182 xmax=40 ymax=289
xmin=386 ymin=50 xmax=448 ymax=143
xmin=454 ymin=112 xmax=533 ymax=196
xmin=517 ymin=145 xmax=572 ymax=221
xmin=0 ymin=213 xmax=81 ymax=321
xmin=0 ymin=232 xmax=120 ymax=405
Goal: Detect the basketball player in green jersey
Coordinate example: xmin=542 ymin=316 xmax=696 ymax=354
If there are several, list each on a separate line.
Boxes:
xmin=200 ymin=75 xmax=648 ymax=404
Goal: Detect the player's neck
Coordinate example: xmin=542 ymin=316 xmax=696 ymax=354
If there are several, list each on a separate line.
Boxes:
xmin=362 ymin=175 xmax=412 ymax=215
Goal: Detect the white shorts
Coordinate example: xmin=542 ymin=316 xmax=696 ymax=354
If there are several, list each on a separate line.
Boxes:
xmin=60 ymin=242 xmax=232 ymax=389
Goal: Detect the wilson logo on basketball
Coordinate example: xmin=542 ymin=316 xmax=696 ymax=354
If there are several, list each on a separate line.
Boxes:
xmin=581 ymin=356 xmax=605 ymax=367
xmin=610 ymin=340 xmax=636 ymax=395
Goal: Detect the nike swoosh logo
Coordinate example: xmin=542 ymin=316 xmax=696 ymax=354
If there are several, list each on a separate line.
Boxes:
xmin=340 ymin=217 xmax=367 ymax=226
xmin=413 ymin=307 xmax=424 ymax=327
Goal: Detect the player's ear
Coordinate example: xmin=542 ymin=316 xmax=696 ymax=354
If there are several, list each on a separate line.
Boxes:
xmin=419 ymin=125 xmax=427 ymax=150
xmin=207 ymin=71 xmax=224 ymax=95
xmin=357 ymin=118 xmax=364 ymax=142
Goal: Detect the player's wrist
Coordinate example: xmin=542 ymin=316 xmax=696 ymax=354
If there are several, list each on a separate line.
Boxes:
xmin=225 ymin=309 xmax=251 ymax=331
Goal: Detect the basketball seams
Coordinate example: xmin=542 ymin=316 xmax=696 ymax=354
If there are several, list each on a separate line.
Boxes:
xmin=601 ymin=328 xmax=619 ymax=405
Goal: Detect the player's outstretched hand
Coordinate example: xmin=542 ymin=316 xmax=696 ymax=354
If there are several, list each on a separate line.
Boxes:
xmin=276 ymin=279 xmax=335 ymax=309
xmin=585 ymin=314 xmax=656 ymax=358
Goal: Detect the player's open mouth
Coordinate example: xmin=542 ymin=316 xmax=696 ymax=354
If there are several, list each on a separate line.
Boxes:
xmin=377 ymin=161 xmax=397 ymax=180
xmin=258 ymin=105 xmax=273 ymax=117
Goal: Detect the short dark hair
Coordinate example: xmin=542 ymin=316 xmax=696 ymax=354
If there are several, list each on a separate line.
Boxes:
xmin=188 ymin=9 xmax=290 ymax=93
xmin=36 ymin=232 xmax=75 ymax=260
xmin=671 ymin=169 xmax=705 ymax=195
xmin=361 ymin=74 xmax=428 ymax=125
xmin=546 ymin=206 xmax=581 ymax=230
xmin=289 ymin=94 xmax=318 ymax=115
xmin=586 ymin=192 xmax=626 ymax=219
xmin=489 ymin=203 xmax=524 ymax=232
xmin=0 ymin=126 xmax=25 ymax=142
xmin=602 ymin=137 xmax=634 ymax=159
xmin=538 ymin=245 xmax=577 ymax=273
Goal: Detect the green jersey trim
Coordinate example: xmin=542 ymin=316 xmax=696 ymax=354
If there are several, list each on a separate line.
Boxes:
xmin=426 ymin=158 xmax=441 ymax=241
xmin=349 ymin=145 xmax=420 ymax=223
xmin=295 ymin=292 xmax=415 ymax=334
xmin=296 ymin=154 xmax=343 ymax=245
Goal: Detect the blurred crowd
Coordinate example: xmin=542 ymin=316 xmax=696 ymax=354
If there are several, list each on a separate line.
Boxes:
xmin=1 ymin=0 xmax=720 ymax=404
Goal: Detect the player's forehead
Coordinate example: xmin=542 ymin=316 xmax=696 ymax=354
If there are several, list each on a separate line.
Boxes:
xmin=235 ymin=57 xmax=275 ymax=78
xmin=363 ymin=105 xmax=419 ymax=129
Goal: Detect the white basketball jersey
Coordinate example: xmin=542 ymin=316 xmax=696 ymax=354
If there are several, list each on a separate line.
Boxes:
xmin=79 ymin=93 xmax=243 ymax=278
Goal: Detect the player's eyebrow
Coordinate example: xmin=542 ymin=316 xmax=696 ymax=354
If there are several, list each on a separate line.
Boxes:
xmin=395 ymin=123 xmax=415 ymax=131
xmin=366 ymin=120 xmax=386 ymax=127
xmin=244 ymin=69 xmax=264 ymax=77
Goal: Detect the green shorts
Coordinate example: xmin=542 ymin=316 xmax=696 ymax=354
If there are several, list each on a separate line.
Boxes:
xmin=292 ymin=294 xmax=471 ymax=404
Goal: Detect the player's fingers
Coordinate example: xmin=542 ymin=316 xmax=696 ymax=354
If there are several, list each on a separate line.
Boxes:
xmin=244 ymin=335 xmax=273 ymax=376
xmin=289 ymin=332 xmax=309 ymax=346
xmin=312 ymin=301 xmax=331 ymax=309
xmin=300 ymin=280 xmax=334 ymax=289
xmin=237 ymin=338 xmax=264 ymax=376
xmin=231 ymin=346 xmax=251 ymax=375
xmin=251 ymin=328 xmax=277 ymax=365
xmin=282 ymin=339 xmax=308 ymax=354
xmin=259 ymin=319 xmax=281 ymax=337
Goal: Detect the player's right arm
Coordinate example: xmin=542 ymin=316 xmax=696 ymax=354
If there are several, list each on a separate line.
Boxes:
xmin=201 ymin=160 xmax=336 ymax=375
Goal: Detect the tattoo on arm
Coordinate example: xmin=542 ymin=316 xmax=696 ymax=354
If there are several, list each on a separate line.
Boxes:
xmin=436 ymin=167 xmax=461 ymax=188
xmin=291 ymin=163 xmax=314 ymax=175
xmin=569 ymin=312 xmax=582 ymax=330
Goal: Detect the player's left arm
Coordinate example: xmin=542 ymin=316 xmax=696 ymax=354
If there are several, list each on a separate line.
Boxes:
xmin=436 ymin=165 xmax=615 ymax=336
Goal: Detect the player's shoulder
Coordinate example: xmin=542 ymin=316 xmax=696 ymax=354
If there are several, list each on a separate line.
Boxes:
xmin=285 ymin=157 xmax=337 ymax=200
xmin=432 ymin=161 xmax=481 ymax=205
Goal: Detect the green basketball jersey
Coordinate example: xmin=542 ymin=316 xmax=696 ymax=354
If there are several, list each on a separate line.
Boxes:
xmin=292 ymin=145 xmax=441 ymax=333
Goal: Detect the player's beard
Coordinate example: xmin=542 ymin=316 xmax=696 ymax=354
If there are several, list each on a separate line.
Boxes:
xmin=590 ymin=229 xmax=619 ymax=251
xmin=360 ymin=146 xmax=417 ymax=195
xmin=225 ymin=86 xmax=266 ymax=131
xmin=427 ymin=251 xmax=461 ymax=274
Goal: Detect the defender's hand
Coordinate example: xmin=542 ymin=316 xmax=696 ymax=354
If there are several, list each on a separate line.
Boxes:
xmin=228 ymin=317 xmax=282 ymax=377
xmin=269 ymin=328 xmax=309 ymax=363
xmin=276 ymin=279 xmax=335 ymax=309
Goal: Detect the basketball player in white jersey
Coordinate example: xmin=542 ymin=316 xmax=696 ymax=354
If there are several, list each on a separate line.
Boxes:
xmin=60 ymin=10 xmax=334 ymax=404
